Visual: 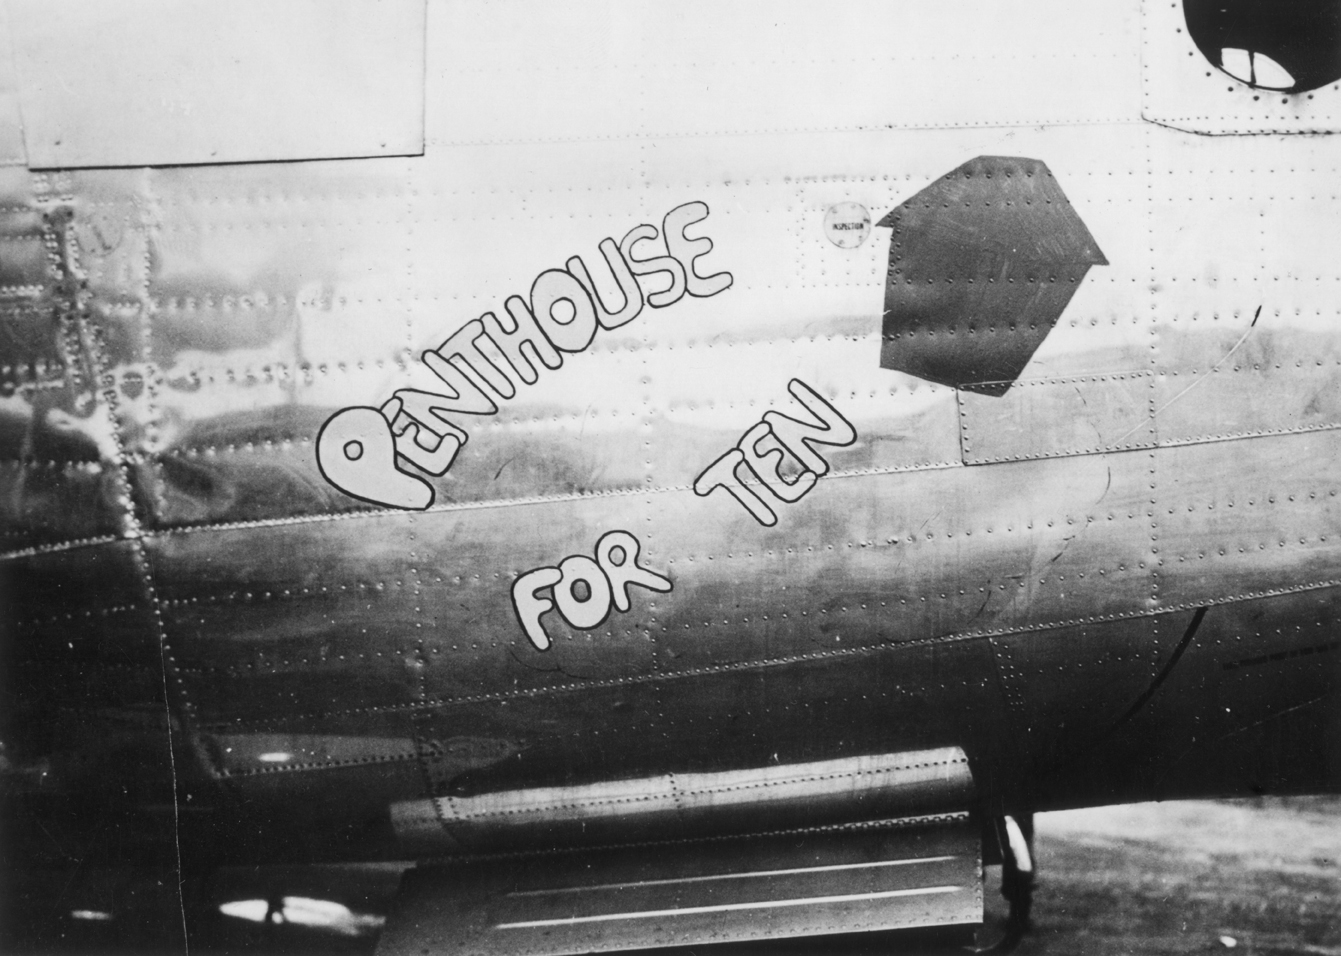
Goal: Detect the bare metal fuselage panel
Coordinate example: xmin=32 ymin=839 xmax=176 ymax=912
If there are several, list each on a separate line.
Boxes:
xmin=1 ymin=3 xmax=1339 ymax=947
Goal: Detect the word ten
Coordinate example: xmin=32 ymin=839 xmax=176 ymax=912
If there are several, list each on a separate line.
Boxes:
xmin=694 ymin=379 xmax=856 ymax=526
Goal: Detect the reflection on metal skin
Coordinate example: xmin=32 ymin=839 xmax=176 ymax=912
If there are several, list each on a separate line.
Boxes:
xmin=219 ymin=897 xmax=385 ymax=937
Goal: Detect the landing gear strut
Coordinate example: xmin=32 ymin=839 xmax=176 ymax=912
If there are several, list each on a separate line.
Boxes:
xmin=990 ymin=813 xmax=1035 ymax=952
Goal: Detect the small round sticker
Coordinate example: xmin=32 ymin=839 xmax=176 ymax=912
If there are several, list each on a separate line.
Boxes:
xmin=823 ymin=202 xmax=871 ymax=249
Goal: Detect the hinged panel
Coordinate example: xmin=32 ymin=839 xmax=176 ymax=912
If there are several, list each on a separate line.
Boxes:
xmin=377 ymin=814 xmax=981 ymax=956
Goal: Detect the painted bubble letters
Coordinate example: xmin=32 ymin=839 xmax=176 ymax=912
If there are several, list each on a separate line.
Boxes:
xmin=316 ymin=203 xmax=732 ymax=510
xmin=694 ymin=379 xmax=856 ymax=526
xmin=512 ymin=531 xmax=672 ymax=651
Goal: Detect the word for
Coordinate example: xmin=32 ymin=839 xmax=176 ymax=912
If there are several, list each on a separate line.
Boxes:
xmin=512 ymin=531 xmax=672 ymax=651
xmin=693 ymin=379 xmax=856 ymax=526
xmin=316 ymin=203 xmax=733 ymax=510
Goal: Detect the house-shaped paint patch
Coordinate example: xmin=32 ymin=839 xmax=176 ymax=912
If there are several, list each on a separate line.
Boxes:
xmin=877 ymin=156 xmax=1107 ymax=397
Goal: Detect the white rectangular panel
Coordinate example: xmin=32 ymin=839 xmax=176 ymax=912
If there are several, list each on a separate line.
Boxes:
xmin=8 ymin=0 xmax=425 ymax=168
xmin=0 ymin=0 xmax=26 ymax=165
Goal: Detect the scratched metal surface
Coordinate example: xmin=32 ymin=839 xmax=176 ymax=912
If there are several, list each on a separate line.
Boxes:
xmin=1 ymin=0 xmax=1339 ymax=882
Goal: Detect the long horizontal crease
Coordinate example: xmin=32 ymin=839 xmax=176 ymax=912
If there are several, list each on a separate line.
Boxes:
xmin=495 ymin=885 xmax=962 ymax=929
xmin=508 ymin=856 xmax=959 ymax=898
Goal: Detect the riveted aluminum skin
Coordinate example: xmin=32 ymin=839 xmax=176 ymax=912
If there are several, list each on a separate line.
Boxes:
xmin=1 ymin=1 xmax=1339 ymax=880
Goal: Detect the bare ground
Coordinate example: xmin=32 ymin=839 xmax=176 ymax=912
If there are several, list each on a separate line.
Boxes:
xmin=982 ymin=797 xmax=1341 ymax=956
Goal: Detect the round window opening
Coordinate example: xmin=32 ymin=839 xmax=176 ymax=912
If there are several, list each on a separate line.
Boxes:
xmin=1184 ymin=0 xmax=1341 ymax=93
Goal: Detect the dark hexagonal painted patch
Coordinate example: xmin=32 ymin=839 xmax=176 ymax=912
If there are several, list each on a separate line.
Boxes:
xmin=876 ymin=156 xmax=1106 ymax=397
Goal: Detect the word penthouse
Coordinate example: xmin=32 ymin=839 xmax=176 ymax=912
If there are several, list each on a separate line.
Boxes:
xmin=316 ymin=202 xmax=733 ymax=510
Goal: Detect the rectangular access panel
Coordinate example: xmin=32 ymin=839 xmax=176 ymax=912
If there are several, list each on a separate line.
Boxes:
xmin=6 ymin=0 xmax=425 ymax=168
xmin=377 ymin=813 xmax=981 ymax=956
